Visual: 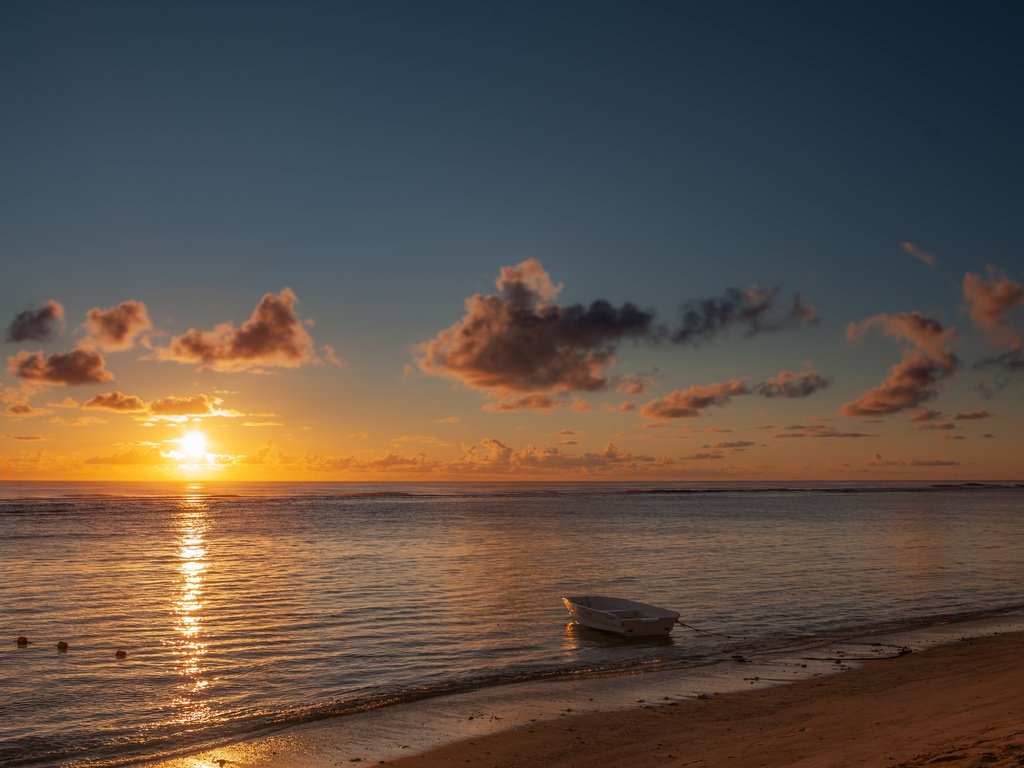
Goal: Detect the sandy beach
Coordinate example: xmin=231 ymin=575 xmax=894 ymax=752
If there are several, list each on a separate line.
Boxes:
xmin=390 ymin=631 xmax=1024 ymax=768
xmin=143 ymin=629 xmax=1024 ymax=768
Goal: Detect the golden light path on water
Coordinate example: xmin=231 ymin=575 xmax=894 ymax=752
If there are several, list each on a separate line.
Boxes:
xmin=171 ymin=484 xmax=211 ymax=725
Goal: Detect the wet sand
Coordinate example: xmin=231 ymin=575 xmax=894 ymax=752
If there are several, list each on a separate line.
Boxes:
xmin=142 ymin=629 xmax=1024 ymax=768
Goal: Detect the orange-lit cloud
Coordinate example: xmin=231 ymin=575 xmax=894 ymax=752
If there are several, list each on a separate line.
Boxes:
xmin=615 ymin=374 xmax=653 ymax=395
xmin=954 ymin=409 xmax=992 ymax=420
xmin=6 ymin=300 xmax=64 ymax=343
xmin=83 ymin=391 xmax=147 ymax=412
xmin=840 ymin=312 xmax=958 ymax=417
xmin=154 ymin=288 xmax=316 ymax=372
xmin=641 ymin=379 xmax=749 ymax=418
xmin=641 ymin=369 xmax=829 ymax=419
xmin=8 ymin=348 xmax=114 ymax=386
xmin=5 ymin=403 xmax=54 ymax=418
xmin=962 ymin=266 xmax=1023 ymax=350
xmin=82 ymin=300 xmax=151 ymax=351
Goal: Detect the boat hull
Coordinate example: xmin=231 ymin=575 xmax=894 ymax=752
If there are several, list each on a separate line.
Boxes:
xmin=562 ymin=595 xmax=679 ymax=637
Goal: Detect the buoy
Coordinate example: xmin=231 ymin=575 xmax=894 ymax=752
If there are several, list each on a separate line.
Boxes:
xmin=16 ymin=636 xmax=29 ymax=646
xmin=115 ymin=649 xmax=127 ymax=659
xmin=57 ymin=641 xmax=69 ymax=652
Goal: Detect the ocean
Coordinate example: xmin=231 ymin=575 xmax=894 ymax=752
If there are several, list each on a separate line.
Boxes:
xmin=1 ymin=481 xmax=1022 ymax=767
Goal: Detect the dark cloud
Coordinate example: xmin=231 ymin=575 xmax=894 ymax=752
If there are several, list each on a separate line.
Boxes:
xmin=8 ymin=348 xmax=113 ymax=386
xmin=703 ymin=440 xmax=755 ymax=449
xmin=962 ymin=267 xmax=1023 ymax=350
xmin=909 ymin=408 xmax=944 ymax=422
xmin=913 ymin=422 xmax=956 ymax=431
xmin=974 ymin=350 xmax=1024 ymax=398
xmin=6 ymin=301 xmax=65 ymax=343
xmin=868 ymin=453 xmax=959 ymax=467
xmin=752 ymin=370 xmax=831 ymax=398
xmin=483 ymin=393 xmax=563 ymax=412
xmin=671 ymin=286 xmax=818 ymax=345
xmin=417 ymin=260 xmax=818 ymax=400
xmin=154 ymin=288 xmax=316 ymax=372
xmin=83 ymin=301 xmax=151 ymax=351
xmin=772 ymin=425 xmax=874 ymax=438
xmin=417 ymin=259 xmax=655 ymax=394
xmin=840 ymin=312 xmax=958 ymax=417
xmin=84 ymin=392 xmax=148 ymax=412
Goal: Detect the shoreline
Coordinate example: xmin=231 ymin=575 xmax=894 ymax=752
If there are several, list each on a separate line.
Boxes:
xmin=132 ymin=614 xmax=1024 ymax=768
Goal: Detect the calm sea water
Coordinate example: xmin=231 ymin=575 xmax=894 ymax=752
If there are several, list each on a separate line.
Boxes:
xmin=1 ymin=481 xmax=1022 ymax=767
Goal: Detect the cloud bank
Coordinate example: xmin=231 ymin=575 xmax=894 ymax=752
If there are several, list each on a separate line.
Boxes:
xmin=82 ymin=301 xmax=152 ymax=351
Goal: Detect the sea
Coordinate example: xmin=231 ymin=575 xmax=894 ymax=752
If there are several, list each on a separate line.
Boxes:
xmin=1 ymin=480 xmax=1023 ymax=767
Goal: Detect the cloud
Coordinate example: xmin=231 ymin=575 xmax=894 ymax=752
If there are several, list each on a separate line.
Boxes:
xmin=148 ymin=394 xmax=240 ymax=420
xmin=909 ymin=408 xmax=943 ymax=422
xmin=82 ymin=300 xmax=151 ymax=351
xmin=6 ymin=301 xmax=64 ymax=343
xmin=671 ymin=286 xmax=817 ymax=344
xmin=752 ymin=370 xmax=831 ymax=398
xmin=85 ymin=445 xmax=169 ymax=466
xmin=8 ymin=348 xmax=113 ymax=386
xmin=322 ymin=344 xmax=344 ymax=367
xmin=484 ymin=393 xmax=563 ymax=412
xmin=901 ymin=242 xmax=936 ymax=270
xmin=416 ymin=259 xmax=656 ymax=395
xmin=954 ymin=409 xmax=992 ymax=421
xmin=615 ymin=374 xmax=653 ymax=395
xmin=640 ymin=379 xmax=749 ymax=418
xmin=12 ymin=434 xmax=45 ymax=441
xmin=868 ymin=453 xmax=959 ymax=467
xmin=840 ymin=312 xmax=958 ymax=417
xmin=703 ymin=440 xmax=755 ymax=450
xmin=83 ymin=391 xmax=147 ymax=412
xmin=5 ymin=403 xmax=54 ymax=418
xmin=243 ymin=420 xmax=283 ymax=427
xmin=962 ymin=266 xmax=1023 ymax=349
xmin=154 ymin=288 xmax=316 ymax=372
xmin=974 ymin=350 xmax=1024 ymax=398
xmin=435 ymin=416 xmax=461 ymax=424
xmin=913 ymin=421 xmax=956 ymax=431
xmin=641 ymin=369 xmax=830 ymax=419
xmin=772 ymin=424 xmax=874 ymax=438
xmin=48 ymin=415 xmax=105 ymax=427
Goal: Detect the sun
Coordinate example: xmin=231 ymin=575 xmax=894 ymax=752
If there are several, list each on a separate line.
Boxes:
xmin=178 ymin=431 xmax=208 ymax=460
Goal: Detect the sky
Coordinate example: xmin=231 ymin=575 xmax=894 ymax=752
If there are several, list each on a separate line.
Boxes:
xmin=2 ymin=1 xmax=1023 ymax=481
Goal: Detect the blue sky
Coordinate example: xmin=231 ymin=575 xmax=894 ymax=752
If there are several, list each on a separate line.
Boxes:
xmin=2 ymin=2 xmax=1022 ymax=479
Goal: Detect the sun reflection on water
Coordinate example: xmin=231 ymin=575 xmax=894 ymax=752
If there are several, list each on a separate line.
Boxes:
xmin=171 ymin=484 xmax=211 ymax=724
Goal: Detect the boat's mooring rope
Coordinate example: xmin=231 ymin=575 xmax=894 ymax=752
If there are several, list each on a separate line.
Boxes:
xmin=676 ymin=619 xmax=744 ymax=639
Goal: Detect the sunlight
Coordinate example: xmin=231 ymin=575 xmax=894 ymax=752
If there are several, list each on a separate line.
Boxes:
xmin=164 ymin=431 xmax=219 ymax=476
xmin=179 ymin=431 xmax=207 ymax=460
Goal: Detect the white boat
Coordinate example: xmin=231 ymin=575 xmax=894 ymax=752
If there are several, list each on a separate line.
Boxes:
xmin=562 ymin=595 xmax=679 ymax=637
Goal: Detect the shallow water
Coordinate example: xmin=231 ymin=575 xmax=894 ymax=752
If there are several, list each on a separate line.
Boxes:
xmin=1 ymin=481 xmax=1022 ymax=766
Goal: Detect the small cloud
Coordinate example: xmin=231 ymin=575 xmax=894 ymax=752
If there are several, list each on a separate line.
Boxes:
xmin=641 ymin=379 xmax=749 ymax=419
xmin=8 ymin=348 xmax=113 ymax=386
xmin=962 ymin=266 xmax=1023 ymax=350
xmin=82 ymin=300 xmax=151 ymax=351
xmin=868 ymin=452 xmax=959 ymax=467
xmin=84 ymin=391 xmax=148 ymax=412
xmin=322 ymin=344 xmax=344 ymax=367
xmin=5 ymin=403 xmax=54 ymax=418
xmin=243 ymin=421 xmax=284 ymax=427
xmin=752 ymin=369 xmax=831 ymax=398
xmin=981 ymin=433 xmax=995 ymax=438
xmin=909 ymin=408 xmax=944 ymax=422
xmin=913 ymin=422 xmax=956 ymax=431
xmin=153 ymin=288 xmax=316 ymax=372
xmin=12 ymin=435 xmax=46 ymax=441
xmin=47 ymin=396 xmax=81 ymax=409
xmin=6 ymin=300 xmax=65 ymax=343
xmin=484 ymin=393 xmax=563 ymax=412
xmin=773 ymin=424 xmax=874 ymax=438
xmin=48 ymin=415 xmax=105 ymax=427
xmin=901 ymin=242 xmax=937 ymax=270
xmin=940 ymin=434 xmax=967 ymax=441
xmin=435 ymin=416 xmax=461 ymax=424
xmin=672 ymin=286 xmax=818 ymax=344
xmin=703 ymin=440 xmax=755 ymax=450
xmin=554 ymin=429 xmax=576 ymax=436
xmin=954 ymin=409 xmax=992 ymax=421
xmin=615 ymin=374 xmax=653 ymax=396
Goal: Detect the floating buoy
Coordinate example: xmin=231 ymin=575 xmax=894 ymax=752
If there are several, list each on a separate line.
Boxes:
xmin=115 ymin=649 xmax=127 ymax=659
xmin=57 ymin=641 xmax=69 ymax=652
xmin=16 ymin=636 xmax=29 ymax=646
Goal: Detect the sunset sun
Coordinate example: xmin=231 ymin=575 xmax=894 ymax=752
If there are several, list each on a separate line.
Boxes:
xmin=178 ymin=431 xmax=207 ymax=460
